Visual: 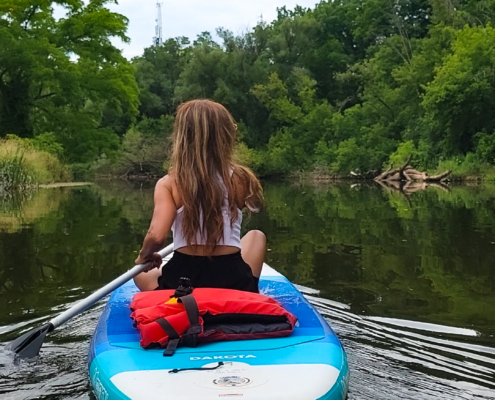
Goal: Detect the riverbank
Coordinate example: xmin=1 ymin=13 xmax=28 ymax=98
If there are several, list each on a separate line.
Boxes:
xmin=39 ymin=182 xmax=93 ymax=189
xmin=90 ymin=167 xmax=491 ymax=184
xmin=3 ymin=134 xmax=494 ymax=189
xmin=290 ymin=158 xmax=495 ymax=185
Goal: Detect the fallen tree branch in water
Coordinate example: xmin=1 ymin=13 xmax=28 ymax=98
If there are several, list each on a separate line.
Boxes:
xmin=374 ymin=154 xmax=452 ymax=183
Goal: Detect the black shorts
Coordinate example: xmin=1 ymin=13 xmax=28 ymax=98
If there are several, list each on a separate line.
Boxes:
xmin=157 ymin=251 xmax=259 ymax=293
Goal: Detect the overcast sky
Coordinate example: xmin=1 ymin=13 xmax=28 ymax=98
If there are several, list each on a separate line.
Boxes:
xmin=106 ymin=0 xmax=319 ymax=59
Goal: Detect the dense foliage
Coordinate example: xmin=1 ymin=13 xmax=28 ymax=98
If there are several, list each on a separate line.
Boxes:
xmin=2 ymin=0 xmax=495 ymax=176
xmin=0 ymin=0 xmax=138 ymax=164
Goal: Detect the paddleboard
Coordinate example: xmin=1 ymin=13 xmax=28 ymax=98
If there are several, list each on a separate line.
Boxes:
xmin=88 ymin=261 xmax=349 ymax=400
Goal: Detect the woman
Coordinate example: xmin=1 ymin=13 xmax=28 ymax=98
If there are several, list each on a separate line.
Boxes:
xmin=134 ymin=99 xmax=265 ymax=293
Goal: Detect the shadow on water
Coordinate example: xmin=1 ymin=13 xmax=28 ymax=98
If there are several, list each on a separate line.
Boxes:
xmin=0 ymin=181 xmax=494 ymax=399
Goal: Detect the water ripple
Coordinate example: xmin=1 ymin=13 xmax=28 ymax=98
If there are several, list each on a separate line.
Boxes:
xmin=0 ymin=301 xmax=105 ymax=400
xmin=306 ymin=294 xmax=495 ymax=400
xmin=1 ymin=294 xmax=494 ymax=399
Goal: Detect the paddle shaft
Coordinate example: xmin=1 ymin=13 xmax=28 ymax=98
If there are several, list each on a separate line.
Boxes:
xmin=49 ymin=244 xmax=174 ymax=329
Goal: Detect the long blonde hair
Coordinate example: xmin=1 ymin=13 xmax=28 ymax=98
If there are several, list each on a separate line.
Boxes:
xmin=170 ymin=99 xmax=262 ymax=251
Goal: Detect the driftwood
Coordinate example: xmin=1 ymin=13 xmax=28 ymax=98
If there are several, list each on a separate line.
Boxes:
xmin=374 ymin=155 xmax=451 ymax=183
xmin=373 ymin=155 xmax=412 ymax=182
xmin=374 ymin=164 xmax=394 ymax=181
xmin=376 ymin=179 xmax=451 ymax=196
xmin=425 ymin=170 xmax=452 ymax=181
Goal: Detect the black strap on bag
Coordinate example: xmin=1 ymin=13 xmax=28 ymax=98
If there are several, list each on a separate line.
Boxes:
xmin=179 ymin=294 xmax=202 ymax=348
xmin=156 ymin=318 xmax=181 ymax=357
xmin=163 ymin=339 xmax=179 ymax=357
xmin=157 ymin=278 xmax=202 ymax=356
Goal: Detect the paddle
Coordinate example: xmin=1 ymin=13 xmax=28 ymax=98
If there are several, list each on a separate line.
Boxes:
xmin=6 ymin=244 xmax=174 ymax=360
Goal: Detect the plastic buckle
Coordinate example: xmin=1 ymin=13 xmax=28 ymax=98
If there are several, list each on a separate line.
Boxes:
xmin=172 ymin=277 xmax=194 ymax=298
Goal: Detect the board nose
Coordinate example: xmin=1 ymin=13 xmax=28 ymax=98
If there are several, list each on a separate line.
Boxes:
xmin=109 ymin=362 xmax=344 ymax=400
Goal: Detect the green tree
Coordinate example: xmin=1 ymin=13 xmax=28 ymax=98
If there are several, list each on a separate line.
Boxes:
xmin=252 ymin=71 xmax=335 ymax=174
xmin=133 ymin=37 xmax=190 ymax=120
xmin=0 ymin=0 xmax=139 ymax=162
xmin=422 ymin=25 xmax=495 ymax=156
xmin=83 ymin=0 xmax=495 ymax=176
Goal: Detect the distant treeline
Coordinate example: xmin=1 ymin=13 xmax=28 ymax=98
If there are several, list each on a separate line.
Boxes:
xmin=2 ymin=0 xmax=495 ymax=180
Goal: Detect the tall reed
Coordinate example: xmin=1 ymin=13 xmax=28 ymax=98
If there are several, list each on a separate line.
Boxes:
xmin=0 ymin=138 xmax=70 ymax=192
xmin=0 ymin=151 xmax=33 ymax=191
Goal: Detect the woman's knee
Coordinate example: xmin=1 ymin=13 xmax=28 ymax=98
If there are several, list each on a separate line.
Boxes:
xmin=245 ymin=230 xmax=266 ymax=245
xmin=134 ymin=269 xmax=161 ymax=292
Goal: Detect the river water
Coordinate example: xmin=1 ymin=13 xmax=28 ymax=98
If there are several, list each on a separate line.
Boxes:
xmin=0 ymin=181 xmax=494 ymax=399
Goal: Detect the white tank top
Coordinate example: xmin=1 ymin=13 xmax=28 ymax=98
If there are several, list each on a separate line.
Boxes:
xmin=171 ymin=172 xmax=242 ymax=250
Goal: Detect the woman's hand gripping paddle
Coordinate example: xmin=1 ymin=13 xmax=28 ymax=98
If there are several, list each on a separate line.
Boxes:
xmin=5 ymin=244 xmax=174 ymax=360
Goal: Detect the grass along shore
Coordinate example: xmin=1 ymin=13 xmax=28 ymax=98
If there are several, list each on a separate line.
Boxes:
xmin=0 ymin=138 xmax=70 ymax=191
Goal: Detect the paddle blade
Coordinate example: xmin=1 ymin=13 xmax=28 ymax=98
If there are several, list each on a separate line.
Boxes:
xmin=5 ymin=323 xmax=53 ymax=360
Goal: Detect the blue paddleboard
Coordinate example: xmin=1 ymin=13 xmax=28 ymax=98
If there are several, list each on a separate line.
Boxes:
xmin=88 ymin=261 xmax=349 ymax=400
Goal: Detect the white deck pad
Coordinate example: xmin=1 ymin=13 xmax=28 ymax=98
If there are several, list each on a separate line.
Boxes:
xmin=111 ymin=362 xmax=340 ymax=400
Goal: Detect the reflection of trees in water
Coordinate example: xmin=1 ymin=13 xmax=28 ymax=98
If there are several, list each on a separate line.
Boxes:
xmin=2 ymin=182 xmax=495 ymax=335
xmin=0 ymin=190 xmax=40 ymax=230
xmin=0 ymin=184 xmax=156 ymax=328
xmin=251 ymin=183 xmax=495 ymax=332
xmin=94 ymin=179 xmax=155 ymax=232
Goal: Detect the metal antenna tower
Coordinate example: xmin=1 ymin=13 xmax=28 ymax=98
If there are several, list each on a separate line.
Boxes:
xmin=152 ymin=1 xmax=163 ymax=46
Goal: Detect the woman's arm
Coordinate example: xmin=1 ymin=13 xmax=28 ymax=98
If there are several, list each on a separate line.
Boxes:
xmin=135 ymin=176 xmax=177 ymax=268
